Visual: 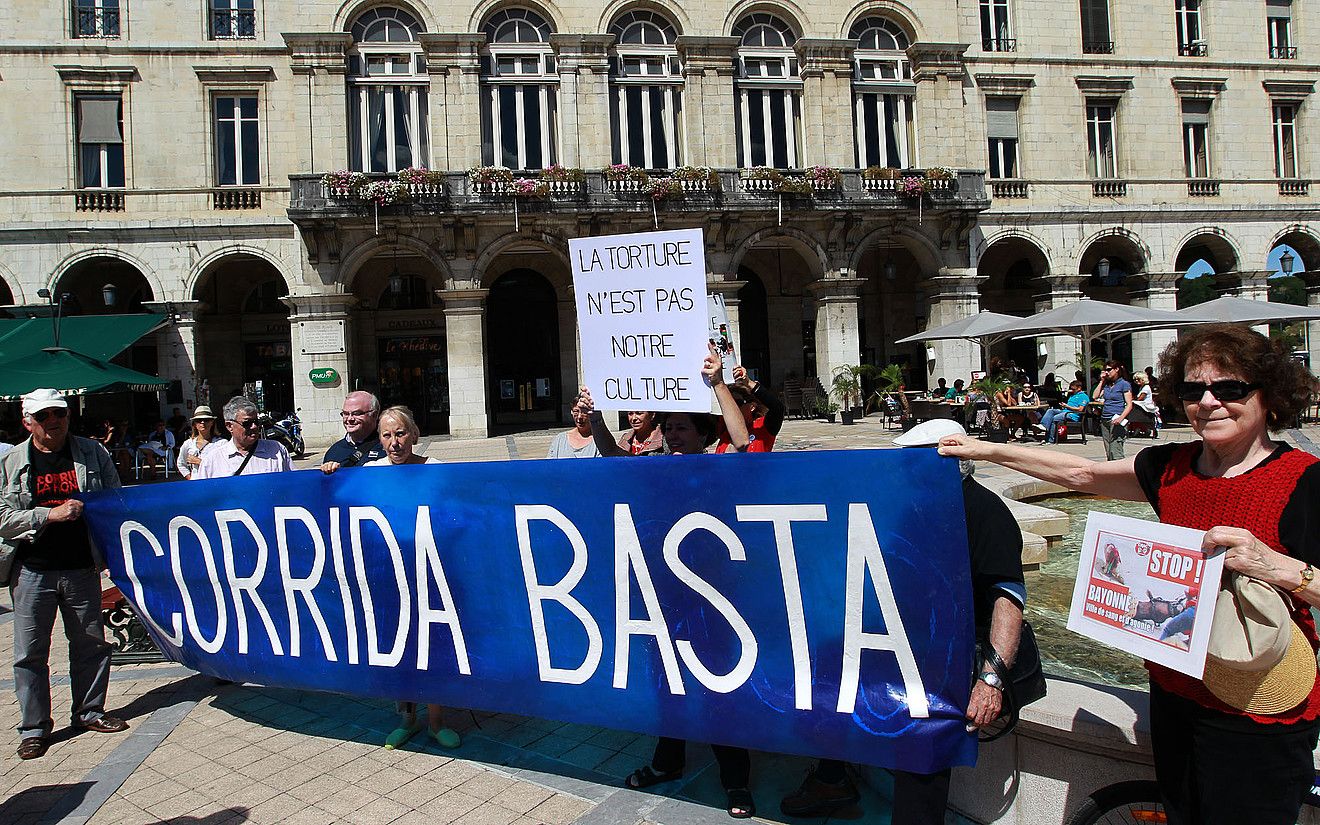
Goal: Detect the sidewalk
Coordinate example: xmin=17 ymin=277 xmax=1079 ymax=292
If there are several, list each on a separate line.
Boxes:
xmin=3 ymin=418 xmax=1313 ymax=825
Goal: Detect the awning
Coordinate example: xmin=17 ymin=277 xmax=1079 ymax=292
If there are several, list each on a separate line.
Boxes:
xmin=0 ymin=347 xmax=169 ymax=401
xmin=0 ymin=314 xmax=167 ymax=363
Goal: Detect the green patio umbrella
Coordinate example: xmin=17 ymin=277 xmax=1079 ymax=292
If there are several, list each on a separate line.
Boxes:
xmin=0 ymin=347 xmax=168 ymax=401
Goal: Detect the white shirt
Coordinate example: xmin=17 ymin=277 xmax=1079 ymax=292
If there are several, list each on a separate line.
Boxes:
xmin=193 ymin=438 xmax=292 ymax=479
xmin=364 ymin=456 xmax=438 ymax=466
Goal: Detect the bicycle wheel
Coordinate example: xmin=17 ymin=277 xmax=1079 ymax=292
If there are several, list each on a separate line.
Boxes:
xmin=1066 ymin=781 xmax=1165 ymax=825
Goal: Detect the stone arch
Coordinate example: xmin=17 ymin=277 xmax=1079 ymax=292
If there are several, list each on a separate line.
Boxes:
xmin=474 ymin=231 xmax=572 ymax=289
xmin=840 ymin=0 xmax=924 ymax=41
xmin=973 ymin=227 xmax=1053 ymax=271
xmin=596 ymin=0 xmax=690 ymax=36
xmin=0 ymin=260 xmax=24 ymax=305
xmin=1077 ymin=227 xmax=1149 ymax=276
xmin=469 ymin=0 xmax=565 ymax=34
xmin=1172 ymin=227 xmax=1241 ymax=275
xmin=339 ymin=235 xmax=455 ymax=293
xmin=724 ymin=0 xmax=809 ymax=38
xmin=186 ymin=245 xmax=295 ymax=302
xmin=334 ymin=0 xmax=433 ymax=33
xmin=849 ymin=225 xmax=942 ymax=275
xmin=51 ymin=247 xmax=162 ymax=302
xmin=1268 ymin=225 xmax=1320 ymax=273
xmin=729 ymin=226 xmax=828 ymax=282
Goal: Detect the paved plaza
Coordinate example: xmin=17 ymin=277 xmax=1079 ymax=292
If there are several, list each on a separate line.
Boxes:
xmin=2 ymin=417 xmax=1313 ymax=825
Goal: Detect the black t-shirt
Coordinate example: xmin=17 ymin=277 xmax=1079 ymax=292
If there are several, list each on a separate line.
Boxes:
xmin=19 ymin=443 xmax=94 ymax=571
xmin=1133 ymin=441 xmax=1320 ymax=566
xmin=962 ymin=476 xmax=1027 ymax=630
xmin=322 ymin=433 xmax=386 ymax=467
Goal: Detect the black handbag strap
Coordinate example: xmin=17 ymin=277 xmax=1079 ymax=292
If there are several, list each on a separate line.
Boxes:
xmin=977 ymin=640 xmax=1021 ymax=743
xmin=232 ymin=448 xmax=256 ymax=476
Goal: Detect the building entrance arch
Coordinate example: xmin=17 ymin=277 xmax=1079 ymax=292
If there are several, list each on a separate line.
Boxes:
xmin=193 ymin=254 xmax=293 ymax=414
xmin=487 ymin=269 xmax=561 ymax=429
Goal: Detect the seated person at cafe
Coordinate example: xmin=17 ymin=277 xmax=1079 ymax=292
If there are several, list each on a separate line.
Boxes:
xmin=1039 ymin=381 xmax=1090 ymax=444
xmin=947 ymin=379 xmax=965 ymax=400
xmin=1016 ymin=382 xmax=1044 ymax=436
xmin=932 ymin=378 xmax=948 ymax=398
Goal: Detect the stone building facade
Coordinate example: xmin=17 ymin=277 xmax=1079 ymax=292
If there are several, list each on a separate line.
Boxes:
xmin=0 ymin=0 xmax=1315 ymax=440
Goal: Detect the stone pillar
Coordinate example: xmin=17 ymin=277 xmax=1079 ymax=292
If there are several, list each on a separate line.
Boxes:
xmin=551 ymin=34 xmax=613 ymax=169
xmin=286 ymin=293 xmax=357 ymax=443
xmin=676 ymin=37 xmax=740 ymax=168
xmin=806 ymin=276 xmax=865 ymax=390
xmin=439 ymin=288 xmax=490 ymax=438
xmin=908 ymin=43 xmax=970 ymax=167
xmin=420 ymin=33 xmax=486 ymax=170
xmin=148 ymin=301 xmax=204 ymax=417
xmin=1304 ymin=272 xmax=1320 ymax=370
xmin=285 ymin=33 xmax=353 ymax=172
xmin=1131 ymin=272 xmax=1180 ymax=374
xmin=1041 ymin=273 xmax=1086 ymax=379
xmin=923 ymin=268 xmax=983 ymax=383
xmin=796 ymin=40 xmax=855 ymax=167
xmin=1237 ymin=269 xmax=1273 ymax=336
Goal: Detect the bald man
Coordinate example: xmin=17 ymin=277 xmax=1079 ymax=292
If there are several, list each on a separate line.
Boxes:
xmin=320 ymin=391 xmax=387 ymax=474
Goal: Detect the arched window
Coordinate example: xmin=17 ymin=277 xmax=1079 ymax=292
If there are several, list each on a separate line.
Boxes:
xmin=609 ymin=10 xmax=682 ymax=168
xmin=850 ymin=16 xmax=915 ymax=167
xmin=347 ymin=7 xmax=428 ymax=172
xmin=733 ymin=13 xmax=801 ymax=168
xmin=481 ymin=7 xmax=558 ymax=168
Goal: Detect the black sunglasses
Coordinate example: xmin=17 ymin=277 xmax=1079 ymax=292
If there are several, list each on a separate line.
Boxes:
xmin=1174 ymin=380 xmax=1261 ymax=402
xmin=228 ymin=418 xmax=261 ymax=430
xmin=29 ymin=408 xmax=68 ymax=424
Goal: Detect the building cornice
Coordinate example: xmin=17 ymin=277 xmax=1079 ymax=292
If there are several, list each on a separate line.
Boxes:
xmin=193 ymin=66 xmax=276 ymax=84
xmin=418 ymin=33 xmax=485 ymax=74
xmin=549 ymin=34 xmax=613 ymax=72
xmin=282 ymin=32 xmax=351 ymax=75
xmin=908 ymin=43 xmax=968 ymax=82
xmin=1170 ymin=76 xmax=1227 ymax=97
xmin=54 ymin=65 xmax=139 ymax=84
xmin=974 ymin=73 xmax=1035 ymax=95
xmin=675 ymin=36 xmax=740 ymax=76
xmin=1263 ymin=79 xmax=1315 ymax=99
xmin=795 ymin=38 xmax=855 ymax=77
xmin=1074 ymin=75 xmax=1133 ymax=95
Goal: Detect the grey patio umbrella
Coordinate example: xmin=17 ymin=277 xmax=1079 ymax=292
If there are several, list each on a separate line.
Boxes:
xmin=894 ymin=310 xmax=1024 ymax=370
xmin=1176 ymin=295 xmax=1320 ymax=324
xmin=979 ymin=300 xmax=1191 ymax=393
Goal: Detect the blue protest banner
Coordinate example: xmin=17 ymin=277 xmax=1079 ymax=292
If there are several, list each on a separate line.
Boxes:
xmin=82 ymin=449 xmax=977 ymax=773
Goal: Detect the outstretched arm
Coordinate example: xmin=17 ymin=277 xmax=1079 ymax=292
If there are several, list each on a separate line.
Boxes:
xmin=938 ymin=433 xmax=1147 ymax=501
xmin=578 ymin=387 xmax=629 ymax=457
xmin=706 ymin=345 xmax=749 ymax=451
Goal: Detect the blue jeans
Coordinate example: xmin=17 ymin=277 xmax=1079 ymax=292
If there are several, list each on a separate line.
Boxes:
xmin=10 ymin=563 xmax=113 ymax=739
xmin=1040 ymin=409 xmax=1076 ymax=442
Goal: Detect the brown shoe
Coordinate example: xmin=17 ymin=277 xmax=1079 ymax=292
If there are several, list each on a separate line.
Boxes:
xmin=779 ymin=772 xmax=860 ymax=818
xmin=17 ymin=737 xmax=49 ymax=760
xmin=75 ymin=715 xmax=128 ymax=734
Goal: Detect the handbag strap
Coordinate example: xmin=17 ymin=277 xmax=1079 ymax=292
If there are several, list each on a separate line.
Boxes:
xmin=231 ymin=448 xmax=256 ymax=477
xmin=978 ymin=642 xmax=1021 ymax=743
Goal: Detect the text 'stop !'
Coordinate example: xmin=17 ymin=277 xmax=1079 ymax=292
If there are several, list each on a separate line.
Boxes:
xmin=571 ymin=228 xmax=711 ymax=413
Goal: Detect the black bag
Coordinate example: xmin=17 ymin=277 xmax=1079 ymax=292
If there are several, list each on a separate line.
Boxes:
xmin=976 ymin=621 xmax=1047 ymax=742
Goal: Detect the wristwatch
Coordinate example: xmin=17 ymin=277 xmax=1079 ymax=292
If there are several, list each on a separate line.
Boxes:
xmin=1292 ymin=564 xmax=1315 ymax=595
xmin=977 ymin=671 xmax=1004 ymax=691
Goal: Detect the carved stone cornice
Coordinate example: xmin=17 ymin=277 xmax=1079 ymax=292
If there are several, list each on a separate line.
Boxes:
xmin=55 ymin=65 xmax=139 ymax=85
xmin=1074 ymin=75 xmax=1134 ymax=97
xmin=676 ymin=36 xmax=741 ymax=76
xmin=1263 ymin=79 xmax=1315 ymax=100
xmin=974 ymin=73 xmax=1035 ymax=96
xmin=549 ymin=34 xmax=613 ymax=72
xmin=282 ymin=32 xmax=352 ymax=75
xmin=193 ymin=66 xmax=276 ymax=84
xmin=419 ymin=33 xmax=485 ymax=74
xmin=795 ymin=39 xmax=855 ymax=77
xmin=1170 ymin=76 xmax=1227 ymax=98
xmin=907 ymin=43 xmax=968 ymax=82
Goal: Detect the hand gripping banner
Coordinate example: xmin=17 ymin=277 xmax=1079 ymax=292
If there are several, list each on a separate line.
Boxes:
xmin=82 ymin=449 xmax=978 ymax=773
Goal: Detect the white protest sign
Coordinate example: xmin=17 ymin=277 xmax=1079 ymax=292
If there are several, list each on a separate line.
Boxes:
xmin=571 ymin=228 xmax=711 ymax=413
xmin=1066 ymin=511 xmax=1222 ymax=678
xmin=707 ymin=293 xmax=739 ymax=385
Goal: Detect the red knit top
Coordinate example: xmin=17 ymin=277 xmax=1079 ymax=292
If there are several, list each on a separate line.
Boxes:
xmin=1147 ymin=442 xmax=1320 ymax=724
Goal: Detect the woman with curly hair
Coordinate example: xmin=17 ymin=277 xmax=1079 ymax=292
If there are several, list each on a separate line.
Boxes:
xmin=940 ymin=324 xmax=1320 ymax=825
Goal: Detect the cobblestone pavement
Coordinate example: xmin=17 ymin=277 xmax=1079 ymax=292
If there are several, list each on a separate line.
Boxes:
xmin=3 ymin=417 xmax=1314 ymax=825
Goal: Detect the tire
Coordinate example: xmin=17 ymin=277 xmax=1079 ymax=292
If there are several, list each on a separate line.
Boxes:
xmin=1065 ymin=781 xmax=1165 ymax=825
xmin=290 ymin=437 xmax=305 ymax=460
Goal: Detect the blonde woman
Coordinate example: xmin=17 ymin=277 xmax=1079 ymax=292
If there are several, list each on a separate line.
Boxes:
xmin=176 ymin=407 xmax=219 ymax=479
xmin=364 ymin=406 xmax=457 ymax=749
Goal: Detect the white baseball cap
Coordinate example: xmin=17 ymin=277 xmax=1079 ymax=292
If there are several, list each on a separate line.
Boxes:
xmin=21 ymin=388 xmax=68 ymax=418
xmin=892 ymin=419 xmax=967 ymax=448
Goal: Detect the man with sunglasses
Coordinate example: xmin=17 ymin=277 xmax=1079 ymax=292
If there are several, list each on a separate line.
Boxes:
xmin=319 ymin=391 xmax=385 ymax=474
xmin=0 ymin=388 xmax=128 ymax=760
xmin=193 ymin=396 xmax=293 ymax=479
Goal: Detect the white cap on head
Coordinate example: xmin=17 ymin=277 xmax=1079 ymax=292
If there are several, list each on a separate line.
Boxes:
xmin=21 ymin=388 xmax=68 ymax=418
xmin=892 ymin=418 xmax=967 ymax=448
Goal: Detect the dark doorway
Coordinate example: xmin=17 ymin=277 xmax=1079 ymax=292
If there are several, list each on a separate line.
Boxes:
xmin=736 ymin=271 xmax=771 ymax=385
xmin=378 ymin=335 xmax=449 ymax=434
xmin=487 ymin=269 xmax=561 ymax=429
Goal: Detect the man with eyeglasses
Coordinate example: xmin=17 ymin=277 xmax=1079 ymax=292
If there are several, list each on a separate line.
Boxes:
xmin=0 ymin=388 xmax=128 ymax=760
xmin=193 ymin=396 xmax=293 ymax=479
xmin=319 ymin=391 xmax=385 ymax=474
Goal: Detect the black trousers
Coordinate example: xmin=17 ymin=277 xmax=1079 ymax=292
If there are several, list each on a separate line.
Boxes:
xmin=1150 ymin=683 xmax=1320 ymax=825
xmin=891 ymin=768 xmax=952 ymax=825
xmin=652 ymin=736 xmax=750 ymax=790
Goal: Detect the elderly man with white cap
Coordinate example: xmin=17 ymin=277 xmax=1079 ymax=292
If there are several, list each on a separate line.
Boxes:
xmin=0 ymin=388 xmax=128 ymax=761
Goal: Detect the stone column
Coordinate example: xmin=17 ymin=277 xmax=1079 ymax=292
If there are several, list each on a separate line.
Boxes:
xmin=420 ymin=33 xmax=486 ymax=170
xmin=285 ymin=33 xmax=353 ymax=172
xmin=675 ymin=37 xmax=740 ymax=168
xmin=1304 ymin=272 xmax=1320 ymax=370
xmin=439 ymin=288 xmax=490 ymax=438
xmin=551 ymin=34 xmax=614 ymax=169
xmin=908 ymin=43 xmax=970 ymax=167
xmin=286 ymin=293 xmax=357 ymax=443
xmin=923 ymin=268 xmax=983 ymax=383
xmin=806 ymin=276 xmax=865 ymax=390
xmin=1041 ymin=273 xmax=1086 ymax=379
xmin=795 ymin=40 xmax=855 ymax=167
xmin=1237 ymin=269 xmax=1273 ymax=336
xmin=145 ymin=301 xmax=203 ymax=417
xmin=1131 ymin=272 xmax=1180 ymax=374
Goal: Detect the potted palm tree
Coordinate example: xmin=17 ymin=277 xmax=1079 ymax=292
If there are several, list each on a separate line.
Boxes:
xmin=816 ymin=397 xmax=839 ymax=423
xmin=831 ymin=367 xmax=861 ymax=424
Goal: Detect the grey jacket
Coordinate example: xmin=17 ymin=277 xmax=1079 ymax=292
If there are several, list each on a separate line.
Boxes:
xmin=0 ymin=435 xmax=121 ymax=585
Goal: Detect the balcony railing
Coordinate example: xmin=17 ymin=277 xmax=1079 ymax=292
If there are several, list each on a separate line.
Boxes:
xmin=1187 ymin=179 xmax=1220 ymax=197
xmin=212 ymin=188 xmax=261 ymax=209
xmin=1270 ymin=45 xmax=1298 ymax=60
xmin=1177 ymin=42 xmax=1208 ymax=57
xmin=210 ymin=8 xmax=256 ymax=39
xmin=1092 ymin=180 xmax=1127 ymax=197
xmin=1279 ymin=180 xmax=1310 ymax=196
xmin=73 ymin=5 xmax=120 ymax=38
xmin=983 ymin=38 xmax=1017 ymax=53
xmin=75 ymin=190 xmax=125 ymax=212
xmin=289 ymin=168 xmax=988 ymax=218
xmin=991 ymin=179 xmax=1030 ymax=198
xmin=1082 ymin=41 xmax=1115 ymax=55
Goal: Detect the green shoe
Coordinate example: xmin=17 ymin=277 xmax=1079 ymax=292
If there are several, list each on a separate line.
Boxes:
xmin=431 ymin=727 xmax=461 ymax=749
xmin=384 ymin=722 xmax=423 ymax=750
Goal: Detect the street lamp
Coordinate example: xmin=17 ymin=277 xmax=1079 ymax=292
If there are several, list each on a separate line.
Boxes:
xmin=883 ymin=259 xmax=897 ymax=281
xmin=1095 ymin=257 xmax=1111 ymax=282
xmin=35 ymin=287 xmax=70 ymax=351
xmin=101 ymin=283 xmax=118 ymax=308
xmin=1280 ymin=249 xmax=1296 ymax=276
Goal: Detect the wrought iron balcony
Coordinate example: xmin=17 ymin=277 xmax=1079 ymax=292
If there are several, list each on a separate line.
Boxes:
xmin=1178 ymin=42 xmax=1208 ymax=57
xmin=73 ymin=4 xmax=120 ymax=38
xmin=982 ymin=38 xmax=1017 ymax=53
xmin=210 ymin=8 xmax=256 ymax=39
xmin=1082 ymin=40 xmax=1115 ymax=55
xmin=1270 ymin=45 xmax=1298 ymax=59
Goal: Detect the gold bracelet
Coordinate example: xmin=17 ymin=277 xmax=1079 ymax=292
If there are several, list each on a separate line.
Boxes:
xmin=1292 ymin=564 xmax=1315 ymax=595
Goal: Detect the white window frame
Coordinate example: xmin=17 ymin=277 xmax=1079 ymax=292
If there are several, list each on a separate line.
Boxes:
xmin=75 ymin=94 xmax=125 ymax=188
xmin=347 ymin=10 xmax=428 ymax=173
xmin=1175 ymin=0 xmax=1204 ymax=54
xmin=851 ymin=16 xmax=915 ymax=168
xmin=209 ymin=0 xmax=256 ymax=40
xmin=1268 ymin=0 xmax=1293 ymax=57
xmin=733 ymin=14 xmax=802 ymax=169
xmin=1274 ymin=103 xmax=1298 ymax=178
xmin=986 ymin=97 xmax=1020 ymax=179
xmin=610 ymin=11 xmax=682 ymax=168
xmin=979 ymin=0 xmax=1014 ymax=51
xmin=1086 ymin=102 xmax=1118 ymax=178
xmin=1180 ymin=99 xmax=1210 ymax=178
xmin=73 ymin=0 xmax=120 ymax=39
xmin=1079 ymin=0 xmax=1113 ymax=52
xmin=482 ymin=9 xmax=559 ymax=169
xmin=213 ymin=93 xmax=260 ymax=186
